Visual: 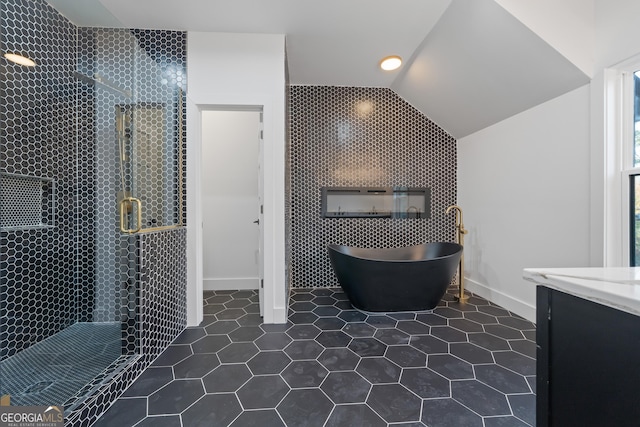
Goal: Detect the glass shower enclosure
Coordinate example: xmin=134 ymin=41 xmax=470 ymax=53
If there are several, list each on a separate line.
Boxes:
xmin=0 ymin=17 xmax=185 ymax=415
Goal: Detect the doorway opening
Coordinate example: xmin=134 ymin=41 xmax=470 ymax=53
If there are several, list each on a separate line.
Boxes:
xmin=200 ymin=108 xmax=264 ymax=315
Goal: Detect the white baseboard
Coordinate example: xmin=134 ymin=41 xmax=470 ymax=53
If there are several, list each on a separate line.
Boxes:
xmin=203 ymin=277 xmax=259 ymax=291
xmin=464 ymin=278 xmax=536 ymax=322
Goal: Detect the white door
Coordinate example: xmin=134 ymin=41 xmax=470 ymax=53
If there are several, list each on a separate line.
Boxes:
xmin=201 ymin=110 xmax=263 ymax=303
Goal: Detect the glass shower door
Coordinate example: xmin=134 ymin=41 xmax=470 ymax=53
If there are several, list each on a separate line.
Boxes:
xmin=117 ymin=100 xmax=183 ymax=234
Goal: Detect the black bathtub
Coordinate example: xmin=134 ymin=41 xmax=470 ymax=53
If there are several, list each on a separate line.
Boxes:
xmin=328 ymin=242 xmax=463 ymax=312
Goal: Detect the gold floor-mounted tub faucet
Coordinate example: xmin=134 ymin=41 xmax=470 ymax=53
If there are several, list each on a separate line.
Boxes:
xmin=446 ymin=205 xmax=469 ymax=302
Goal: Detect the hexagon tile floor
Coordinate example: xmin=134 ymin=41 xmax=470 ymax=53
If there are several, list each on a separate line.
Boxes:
xmin=93 ymin=287 xmax=536 ymax=427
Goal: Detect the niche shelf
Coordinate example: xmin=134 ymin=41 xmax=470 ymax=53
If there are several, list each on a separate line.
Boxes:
xmin=321 ymin=187 xmax=430 ymax=219
xmin=0 ymin=173 xmax=55 ymax=230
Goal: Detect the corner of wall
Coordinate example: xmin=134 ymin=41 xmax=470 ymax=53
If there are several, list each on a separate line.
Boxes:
xmin=589 ymin=71 xmax=606 ymax=267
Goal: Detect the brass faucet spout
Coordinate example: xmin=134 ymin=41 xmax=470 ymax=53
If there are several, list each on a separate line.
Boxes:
xmin=445 ymin=205 xmax=466 ymax=234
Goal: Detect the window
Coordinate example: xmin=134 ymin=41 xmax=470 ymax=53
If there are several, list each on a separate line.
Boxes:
xmin=601 ymin=55 xmax=640 ymax=267
xmin=635 ymin=72 xmax=640 ymax=167
xmin=630 ymin=72 xmax=640 ymax=265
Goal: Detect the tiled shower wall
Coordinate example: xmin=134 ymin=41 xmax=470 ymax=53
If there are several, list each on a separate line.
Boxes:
xmin=0 ymin=0 xmax=78 ymax=359
xmin=1 ymin=0 xmax=187 ymax=423
xmin=289 ymin=86 xmax=457 ymax=288
xmin=0 ymin=0 xmax=187 ymax=357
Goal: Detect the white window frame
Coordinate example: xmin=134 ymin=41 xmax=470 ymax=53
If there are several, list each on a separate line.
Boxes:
xmin=602 ymin=54 xmax=640 ymax=267
xmin=621 ymin=69 xmax=640 ymax=266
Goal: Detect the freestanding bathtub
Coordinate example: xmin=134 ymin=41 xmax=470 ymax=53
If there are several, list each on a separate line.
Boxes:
xmin=328 ymin=242 xmax=463 ymax=312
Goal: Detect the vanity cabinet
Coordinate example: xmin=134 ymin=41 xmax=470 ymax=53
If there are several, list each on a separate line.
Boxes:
xmin=536 ymin=286 xmax=640 ymax=427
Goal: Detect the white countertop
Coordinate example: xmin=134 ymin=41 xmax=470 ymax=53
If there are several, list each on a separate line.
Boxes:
xmin=523 ymin=267 xmax=640 ymax=316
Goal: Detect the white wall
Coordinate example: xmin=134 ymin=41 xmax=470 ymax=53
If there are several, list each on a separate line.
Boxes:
xmin=595 ymin=0 xmax=640 ymax=70
xmin=458 ymin=85 xmax=591 ymax=321
xmin=186 ymin=32 xmax=287 ymax=325
xmin=456 ymin=1 xmax=640 ymax=321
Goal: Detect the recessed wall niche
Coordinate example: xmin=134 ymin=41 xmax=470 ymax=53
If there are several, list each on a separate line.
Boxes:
xmin=321 ymin=187 xmax=430 ymax=219
xmin=289 ymin=85 xmax=457 ymax=288
xmin=0 ymin=173 xmax=55 ymax=229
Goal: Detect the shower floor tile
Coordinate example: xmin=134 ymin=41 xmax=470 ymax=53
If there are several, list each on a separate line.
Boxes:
xmin=94 ymin=287 xmax=536 ymax=426
xmin=0 ymin=322 xmax=122 ymax=408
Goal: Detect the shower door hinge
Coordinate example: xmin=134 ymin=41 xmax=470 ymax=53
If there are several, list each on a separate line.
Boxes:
xmin=261 ymin=279 xmax=264 ymax=289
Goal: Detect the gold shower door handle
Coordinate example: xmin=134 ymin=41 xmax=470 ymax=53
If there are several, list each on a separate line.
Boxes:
xmin=119 ymin=197 xmax=142 ymax=233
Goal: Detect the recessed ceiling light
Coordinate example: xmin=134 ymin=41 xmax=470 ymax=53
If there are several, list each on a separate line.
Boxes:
xmin=3 ymin=53 xmax=36 ymax=67
xmin=380 ymin=55 xmax=402 ymax=71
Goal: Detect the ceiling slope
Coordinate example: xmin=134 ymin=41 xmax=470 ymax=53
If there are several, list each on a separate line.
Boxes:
xmin=391 ymin=0 xmax=590 ymax=139
xmin=46 ymin=0 xmax=591 ymax=139
xmin=79 ymin=0 xmax=452 ymax=88
xmin=494 ymin=0 xmax=595 ymax=77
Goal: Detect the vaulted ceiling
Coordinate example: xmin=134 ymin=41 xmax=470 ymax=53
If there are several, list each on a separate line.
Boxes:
xmin=46 ymin=0 xmax=590 ymax=138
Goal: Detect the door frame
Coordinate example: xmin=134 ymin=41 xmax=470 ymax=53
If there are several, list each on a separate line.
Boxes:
xmin=199 ymin=107 xmax=264 ymax=315
xmin=186 ymin=94 xmax=287 ymax=325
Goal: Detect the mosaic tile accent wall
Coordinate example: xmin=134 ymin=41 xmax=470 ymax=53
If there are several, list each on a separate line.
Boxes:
xmin=289 ymin=86 xmax=457 ymax=288
xmin=0 ymin=0 xmax=78 ymax=359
